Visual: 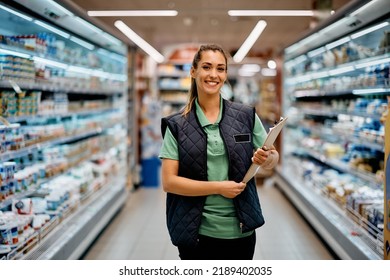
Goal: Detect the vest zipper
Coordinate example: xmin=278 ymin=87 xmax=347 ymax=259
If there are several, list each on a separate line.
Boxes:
xmin=240 ymin=222 xmax=243 ymax=233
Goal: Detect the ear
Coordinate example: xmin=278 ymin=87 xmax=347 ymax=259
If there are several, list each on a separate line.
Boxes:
xmin=190 ymin=67 xmax=196 ymax=78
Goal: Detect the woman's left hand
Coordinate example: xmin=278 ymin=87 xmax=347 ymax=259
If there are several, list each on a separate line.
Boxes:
xmin=252 ymin=147 xmax=272 ymax=165
xmin=252 ymin=145 xmax=279 ymax=169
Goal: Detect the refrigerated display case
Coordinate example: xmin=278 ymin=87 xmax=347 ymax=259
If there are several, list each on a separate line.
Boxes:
xmin=0 ymin=0 xmax=129 ymax=259
xmin=276 ymin=0 xmax=389 ymax=260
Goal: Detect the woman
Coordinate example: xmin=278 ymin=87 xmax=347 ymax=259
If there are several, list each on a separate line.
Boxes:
xmin=159 ymin=44 xmax=279 ymax=260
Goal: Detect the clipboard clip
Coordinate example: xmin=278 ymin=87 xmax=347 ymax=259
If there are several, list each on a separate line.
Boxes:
xmin=274 ymin=117 xmax=284 ymax=125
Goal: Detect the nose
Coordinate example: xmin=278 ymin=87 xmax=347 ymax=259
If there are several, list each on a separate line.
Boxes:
xmin=209 ymin=68 xmax=218 ymax=78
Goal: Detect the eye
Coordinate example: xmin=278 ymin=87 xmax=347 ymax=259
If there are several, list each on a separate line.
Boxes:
xmin=217 ymin=67 xmax=226 ymax=72
xmin=202 ymin=65 xmax=210 ymax=70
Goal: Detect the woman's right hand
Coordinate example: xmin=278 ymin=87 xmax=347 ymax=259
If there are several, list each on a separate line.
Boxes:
xmin=219 ymin=181 xmax=246 ymax=198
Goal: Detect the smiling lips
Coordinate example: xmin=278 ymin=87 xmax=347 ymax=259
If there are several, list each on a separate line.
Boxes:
xmin=205 ymin=81 xmax=219 ymax=86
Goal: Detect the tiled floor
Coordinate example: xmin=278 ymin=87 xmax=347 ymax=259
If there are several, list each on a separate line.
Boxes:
xmin=81 ymin=177 xmax=335 ymax=260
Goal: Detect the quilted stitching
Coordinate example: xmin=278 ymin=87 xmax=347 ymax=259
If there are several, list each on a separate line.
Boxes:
xmin=162 ymin=99 xmax=264 ymax=247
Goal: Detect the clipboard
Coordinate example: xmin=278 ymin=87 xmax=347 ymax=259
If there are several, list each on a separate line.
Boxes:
xmin=242 ymin=117 xmax=288 ymax=183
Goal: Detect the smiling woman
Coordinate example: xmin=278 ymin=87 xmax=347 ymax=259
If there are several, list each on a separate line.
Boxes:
xmin=159 ymin=44 xmax=279 ymax=260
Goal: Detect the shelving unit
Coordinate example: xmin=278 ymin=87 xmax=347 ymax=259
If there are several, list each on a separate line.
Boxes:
xmin=0 ymin=1 xmax=129 ymax=260
xmin=157 ymin=62 xmax=191 ymax=117
xmin=277 ymin=0 xmax=389 ymax=259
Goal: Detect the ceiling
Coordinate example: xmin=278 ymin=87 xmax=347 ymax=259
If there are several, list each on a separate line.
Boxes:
xmin=67 ymin=0 xmax=353 ymax=59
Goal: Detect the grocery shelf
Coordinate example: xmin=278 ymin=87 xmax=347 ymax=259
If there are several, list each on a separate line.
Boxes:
xmin=301 ymin=149 xmax=380 ymax=185
xmin=0 ymin=1 xmax=130 ymax=262
xmin=0 ymin=128 xmax=102 ymax=162
xmin=6 ymin=108 xmax=120 ymax=123
xmin=18 ymin=176 xmax=127 ymax=260
xmin=0 ymin=80 xmax=123 ymax=95
xmin=274 ymin=166 xmax=382 ymax=260
xmin=281 ymin=2 xmax=388 ymax=261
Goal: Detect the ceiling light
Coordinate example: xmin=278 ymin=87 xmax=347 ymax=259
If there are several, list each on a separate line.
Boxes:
xmin=238 ymin=70 xmax=256 ymax=77
xmin=228 ymin=10 xmax=315 ymax=17
xmin=267 ymin=60 xmax=277 ymax=69
xmin=240 ymin=64 xmax=261 ymax=72
xmin=114 ymin=20 xmax=164 ymax=63
xmin=261 ymin=68 xmax=277 ymax=76
xmin=233 ymin=20 xmax=267 ymax=63
xmin=183 ymin=17 xmax=193 ymax=26
xmin=88 ymin=10 xmax=178 ymax=17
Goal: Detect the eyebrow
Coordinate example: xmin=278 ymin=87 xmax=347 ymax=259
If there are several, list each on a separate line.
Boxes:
xmin=201 ymin=62 xmax=226 ymax=67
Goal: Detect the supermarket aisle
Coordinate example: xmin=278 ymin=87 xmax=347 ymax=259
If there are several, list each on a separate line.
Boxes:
xmin=82 ymin=178 xmax=335 ymax=260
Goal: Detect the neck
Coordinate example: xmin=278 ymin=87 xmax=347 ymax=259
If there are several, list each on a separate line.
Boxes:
xmin=198 ymin=94 xmax=220 ymax=113
xmin=198 ymin=94 xmax=221 ymax=124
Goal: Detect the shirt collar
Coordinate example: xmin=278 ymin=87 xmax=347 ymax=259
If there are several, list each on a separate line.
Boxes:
xmin=195 ymin=96 xmax=223 ymax=127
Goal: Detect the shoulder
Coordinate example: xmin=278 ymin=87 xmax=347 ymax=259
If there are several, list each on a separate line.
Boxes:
xmin=161 ymin=111 xmax=186 ymax=138
xmin=223 ymin=99 xmax=255 ymax=116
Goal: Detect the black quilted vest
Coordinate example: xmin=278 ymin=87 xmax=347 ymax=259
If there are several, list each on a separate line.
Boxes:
xmin=161 ymin=98 xmax=265 ymax=248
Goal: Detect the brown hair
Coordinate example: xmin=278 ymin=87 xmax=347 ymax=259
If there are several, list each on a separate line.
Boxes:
xmin=182 ymin=44 xmax=229 ymax=116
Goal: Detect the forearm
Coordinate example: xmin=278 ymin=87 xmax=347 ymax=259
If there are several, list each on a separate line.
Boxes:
xmin=162 ymin=175 xmax=222 ymax=196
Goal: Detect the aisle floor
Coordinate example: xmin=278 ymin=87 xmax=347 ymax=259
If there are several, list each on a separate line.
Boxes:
xmin=82 ymin=177 xmax=335 ymax=260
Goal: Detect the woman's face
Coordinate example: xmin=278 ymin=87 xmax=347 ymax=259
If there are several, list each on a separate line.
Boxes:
xmin=191 ymin=50 xmax=227 ymax=96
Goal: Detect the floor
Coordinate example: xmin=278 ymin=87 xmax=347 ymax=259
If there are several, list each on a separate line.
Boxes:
xmin=81 ymin=177 xmax=335 ymax=260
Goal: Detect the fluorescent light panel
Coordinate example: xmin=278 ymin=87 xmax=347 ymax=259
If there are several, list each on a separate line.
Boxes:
xmin=352 ymin=88 xmax=390 ymax=95
xmin=0 ymin=48 xmax=31 ymax=59
xmin=228 ymin=10 xmax=314 ymax=16
xmin=311 ymin=71 xmax=328 ymax=79
xmin=233 ymin=20 xmax=267 ymax=63
xmin=355 ymin=57 xmax=390 ymax=69
xmin=34 ymin=20 xmax=70 ymax=39
xmin=326 ymin=37 xmax=350 ymax=50
xmin=0 ymin=4 xmax=33 ymax=21
xmin=70 ymin=36 xmax=95 ymax=50
xmin=33 ymin=56 xmax=68 ymax=69
xmin=308 ymin=47 xmax=326 ymax=58
xmin=328 ymin=66 xmax=354 ymax=76
xmin=114 ymin=20 xmax=164 ymax=63
xmin=350 ymin=22 xmax=389 ymax=39
xmin=88 ymin=10 xmax=178 ymax=17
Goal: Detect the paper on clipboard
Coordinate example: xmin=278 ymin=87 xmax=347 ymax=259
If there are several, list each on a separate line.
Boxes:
xmin=242 ymin=117 xmax=288 ymax=183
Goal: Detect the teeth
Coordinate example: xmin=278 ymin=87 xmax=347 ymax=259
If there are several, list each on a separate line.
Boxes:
xmin=207 ymin=81 xmax=218 ymax=85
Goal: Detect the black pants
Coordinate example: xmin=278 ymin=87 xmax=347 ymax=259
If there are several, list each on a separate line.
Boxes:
xmin=178 ymin=231 xmax=256 ymax=260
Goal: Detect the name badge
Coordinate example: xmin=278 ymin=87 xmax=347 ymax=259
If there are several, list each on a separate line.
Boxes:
xmin=234 ymin=133 xmax=251 ymax=143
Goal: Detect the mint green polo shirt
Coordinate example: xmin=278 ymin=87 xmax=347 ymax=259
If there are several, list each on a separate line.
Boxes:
xmin=159 ymin=97 xmax=267 ymax=239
